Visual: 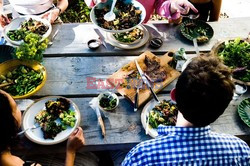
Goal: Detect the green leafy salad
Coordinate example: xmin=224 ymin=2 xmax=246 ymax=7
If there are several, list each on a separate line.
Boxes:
xmin=217 ymin=38 xmax=250 ymax=82
xmin=7 ymin=18 xmax=48 ymax=41
xmin=113 ymin=28 xmax=143 ymax=44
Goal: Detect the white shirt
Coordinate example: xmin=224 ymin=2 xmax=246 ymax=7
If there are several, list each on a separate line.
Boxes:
xmin=9 ymin=0 xmax=53 ymax=18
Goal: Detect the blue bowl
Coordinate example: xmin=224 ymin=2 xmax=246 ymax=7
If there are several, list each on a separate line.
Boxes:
xmin=0 ymin=45 xmax=16 ymax=63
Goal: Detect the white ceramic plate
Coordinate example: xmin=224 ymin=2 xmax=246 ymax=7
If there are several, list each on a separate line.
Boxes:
xmin=90 ymin=0 xmax=146 ymax=33
xmin=141 ymin=95 xmax=172 ymax=138
xmin=22 ymin=96 xmax=81 ymax=145
xmin=106 ymin=25 xmax=150 ymax=49
xmin=3 ymin=16 xmax=52 ymax=46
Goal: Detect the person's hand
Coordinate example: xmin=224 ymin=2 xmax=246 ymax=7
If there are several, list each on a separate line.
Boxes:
xmin=170 ymin=0 xmax=198 ymax=15
xmin=41 ymin=8 xmax=60 ymax=24
xmin=0 ymin=14 xmax=10 ymax=27
xmin=85 ymin=0 xmax=107 ymax=8
xmin=66 ymin=127 xmax=85 ymax=153
xmin=96 ymin=0 xmax=107 ymax=3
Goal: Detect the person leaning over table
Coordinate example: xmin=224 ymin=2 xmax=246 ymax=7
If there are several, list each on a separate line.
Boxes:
xmin=0 ymin=0 xmax=68 ymax=27
xmin=0 ymin=90 xmax=90 ymax=166
xmin=85 ymin=0 xmax=198 ymax=23
xmin=189 ymin=0 xmax=222 ymax=21
xmin=122 ymin=56 xmax=250 ymax=165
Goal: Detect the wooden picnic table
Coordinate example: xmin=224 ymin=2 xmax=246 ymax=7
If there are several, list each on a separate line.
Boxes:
xmin=14 ymin=17 xmax=250 ymax=156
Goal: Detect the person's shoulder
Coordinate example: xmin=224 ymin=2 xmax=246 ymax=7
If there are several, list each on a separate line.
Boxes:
xmin=211 ymin=132 xmax=250 ymax=151
xmin=211 ymin=132 xmax=247 ymax=142
xmin=0 ymin=155 xmax=24 ymax=166
xmin=135 ymin=135 xmax=172 ymax=150
xmin=121 ymin=136 xmax=171 ymax=166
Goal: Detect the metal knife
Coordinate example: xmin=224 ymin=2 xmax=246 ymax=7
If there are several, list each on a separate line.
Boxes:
xmin=95 ymin=107 xmax=106 ymax=137
xmin=135 ymin=60 xmax=160 ymax=103
xmin=89 ymin=99 xmax=106 ymax=137
xmin=94 ymin=29 xmax=108 ymax=49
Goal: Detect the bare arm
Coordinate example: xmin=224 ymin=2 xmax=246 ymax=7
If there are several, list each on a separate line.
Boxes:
xmin=0 ymin=0 xmax=3 ymax=12
xmin=65 ymin=127 xmax=85 ymax=166
xmin=0 ymin=0 xmax=10 ymax=27
xmin=65 ymin=151 xmax=76 ymax=166
xmin=210 ymin=0 xmax=222 ymax=21
xmin=56 ymin=0 xmax=69 ymax=14
xmin=42 ymin=0 xmax=68 ymax=23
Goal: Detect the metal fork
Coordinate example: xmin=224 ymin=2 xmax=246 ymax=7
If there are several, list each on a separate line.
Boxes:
xmin=17 ymin=125 xmax=40 ymax=136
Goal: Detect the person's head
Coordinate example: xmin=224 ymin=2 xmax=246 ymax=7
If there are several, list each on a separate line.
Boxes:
xmin=0 ymin=90 xmax=21 ymax=153
xmin=175 ymin=55 xmax=234 ymax=127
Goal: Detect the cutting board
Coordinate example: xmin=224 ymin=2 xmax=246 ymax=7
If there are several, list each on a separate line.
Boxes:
xmin=107 ymin=51 xmax=180 ymax=107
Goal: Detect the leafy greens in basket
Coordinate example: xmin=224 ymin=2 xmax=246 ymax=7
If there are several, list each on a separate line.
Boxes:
xmin=217 ymin=38 xmax=250 ymax=82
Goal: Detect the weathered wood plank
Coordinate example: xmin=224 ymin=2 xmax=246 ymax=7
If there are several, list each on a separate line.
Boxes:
xmin=35 ymin=55 xmax=180 ymax=96
xmin=44 ymin=18 xmax=250 ymax=55
xmin=14 ymin=92 xmax=250 ymax=154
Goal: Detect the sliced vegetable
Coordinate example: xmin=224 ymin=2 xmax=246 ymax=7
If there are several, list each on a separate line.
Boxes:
xmin=0 ymin=65 xmax=43 ymax=96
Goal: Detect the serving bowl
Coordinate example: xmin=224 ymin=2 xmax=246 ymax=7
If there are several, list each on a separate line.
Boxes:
xmin=90 ymin=0 xmax=146 ymax=33
xmin=0 ymin=45 xmax=16 ymax=63
xmin=3 ymin=16 xmax=52 ymax=46
xmin=97 ymin=91 xmax=119 ymax=112
xmin=180 ymin=19 xmax=214 ymax=43
xmin=211 ymin=37 xmax=250 ymax=86
xmin=238 ymin=98 xmax=250 ymax=127
xmin=0 ymin=59 xmax=47 ymax=99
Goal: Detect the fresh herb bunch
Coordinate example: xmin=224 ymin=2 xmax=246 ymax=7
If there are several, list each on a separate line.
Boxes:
xmin=60 ymin=0 xmax=91 ymax=23
xmin=218 ymin=38 xmax=250 ymax=82
xmin=15 ymin=32 xmax=49 ymax=62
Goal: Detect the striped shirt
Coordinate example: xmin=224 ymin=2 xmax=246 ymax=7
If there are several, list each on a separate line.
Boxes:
xmin=122 ymin=125 xmax=250 ymax=166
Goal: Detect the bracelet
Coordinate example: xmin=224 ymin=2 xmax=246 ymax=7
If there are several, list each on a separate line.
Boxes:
xmin=55 ymin=6 xmax=62 ymax=15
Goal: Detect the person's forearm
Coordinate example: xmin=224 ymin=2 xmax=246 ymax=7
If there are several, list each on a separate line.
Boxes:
xmin=210 ymin=0 xmax=222 ymax=21
xmin=0 ymin=0 xmax=3 ymax=13
xmin=84 ymin=0 xmax=93 ymax=8
xmin=57 ymin=0 xmax=68 ymax=13
xmin=65 ymin=150 xmax=76 ymax=166
xmin=155 ymin=0 xmax=179 ymax=20
xmin=155 ymin=0 xmax=171 ymax=17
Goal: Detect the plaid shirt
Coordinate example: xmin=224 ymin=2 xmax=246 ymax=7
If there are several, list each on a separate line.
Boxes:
xmin=122 ymin=126 xmax=250 ymax=166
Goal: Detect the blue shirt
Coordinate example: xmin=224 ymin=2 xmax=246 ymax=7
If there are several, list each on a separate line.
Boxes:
xmin=122 ymin=126 xmax=250 ymax=166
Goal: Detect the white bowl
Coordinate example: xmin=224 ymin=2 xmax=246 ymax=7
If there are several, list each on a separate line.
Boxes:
xmin=90 ymin=0 xmax=146 ymax=33
xmin=110 ymin=26 xmax=144 ymax=45
xmin=97 ymin=91 xmax=119 ymax=112
xmin=3 ymin=16 xmax=52 ymax=46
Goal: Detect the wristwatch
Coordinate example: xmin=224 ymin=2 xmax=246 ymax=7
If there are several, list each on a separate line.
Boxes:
xmin=55 ymin=6 xmax=62 ymax=15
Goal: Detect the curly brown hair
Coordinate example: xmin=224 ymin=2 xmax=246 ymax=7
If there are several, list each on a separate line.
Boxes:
xmin=175 ymin=55 xmax=235 ymax=127
xmin=0 ymin=91 xmax=19 ymax=153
